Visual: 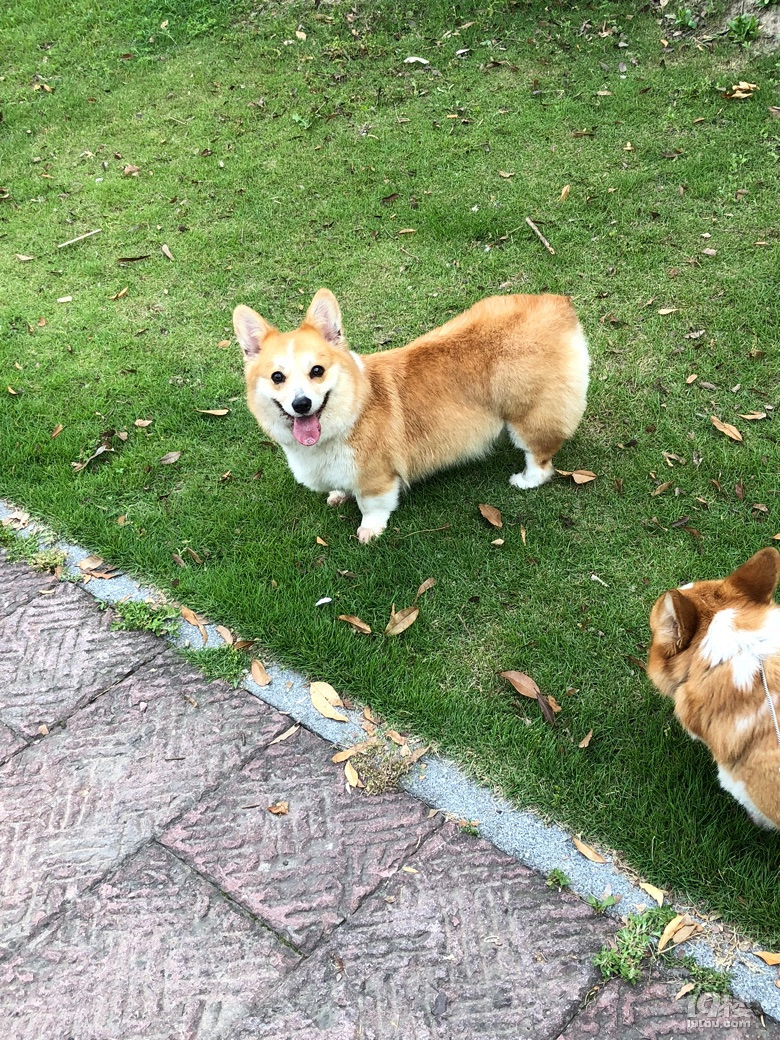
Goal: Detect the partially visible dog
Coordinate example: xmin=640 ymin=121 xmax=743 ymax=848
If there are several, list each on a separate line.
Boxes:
xmin=648 ymin=547 xmax=780 ymax=829
xmin=233 ymin=289 xmax=589 ymax=542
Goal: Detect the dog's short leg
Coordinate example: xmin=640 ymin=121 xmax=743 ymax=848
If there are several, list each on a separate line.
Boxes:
xmin=356 ymin=481 xmax=400 ymax=543
xmin=327 ymin=489 xmax=352 ymax=507
xmin=507 ymin=425 xmax=558 ymax=490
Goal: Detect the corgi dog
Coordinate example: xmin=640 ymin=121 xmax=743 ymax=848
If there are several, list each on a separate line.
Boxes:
xmin=233 ymin=289 xmax=589 ymax=543
xmin=648 ymin=547 xmax=780 ymax=830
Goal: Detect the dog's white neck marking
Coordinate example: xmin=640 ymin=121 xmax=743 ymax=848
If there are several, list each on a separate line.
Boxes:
xmin=349 ymin=350 xmax=364 ymax=371
xmin=700 ymin=606 xmax=780 ymax=691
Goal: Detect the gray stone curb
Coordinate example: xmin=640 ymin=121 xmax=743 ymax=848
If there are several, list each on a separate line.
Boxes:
xmin=2 ymin=498 xmax=778 ymax=1021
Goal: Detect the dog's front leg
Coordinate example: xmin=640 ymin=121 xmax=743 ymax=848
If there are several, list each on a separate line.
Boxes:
xmin=355 ymin=480 xmax=400 ymax=544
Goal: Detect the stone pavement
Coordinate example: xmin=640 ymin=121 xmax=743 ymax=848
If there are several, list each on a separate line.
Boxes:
xmin=0 ymin=554 xmax=777 ymax=1039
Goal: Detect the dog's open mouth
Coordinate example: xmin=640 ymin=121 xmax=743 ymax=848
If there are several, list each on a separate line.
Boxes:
xmin=278 ymin=394 xmax=329 ymax=447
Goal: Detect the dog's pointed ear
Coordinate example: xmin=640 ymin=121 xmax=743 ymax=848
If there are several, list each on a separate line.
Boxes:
xmin=233 ymin=305 xmax=274 ymax=360
xmin=305 ymin=289 xmax=345 ymax=347
xmin=652 ymin=589 xmax=700 ymax=653
xmin=726 ymin=547 xmax=780 ymax=605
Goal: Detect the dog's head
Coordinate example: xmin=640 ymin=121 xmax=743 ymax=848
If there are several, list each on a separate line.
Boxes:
xmin=647 ymin=547 xmax=780 ymax=698
xmin=234 ymin=289 xmax=361 ymax=447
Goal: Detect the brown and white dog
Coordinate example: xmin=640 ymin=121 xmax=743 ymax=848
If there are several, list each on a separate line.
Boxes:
xmin=233 ymin=289 xmax=589 ymax=542
xmin=648 ymin=547 xmax=780 ymax=829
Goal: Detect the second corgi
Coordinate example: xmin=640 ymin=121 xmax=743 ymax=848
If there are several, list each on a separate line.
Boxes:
xmin=234 ymin=289 xmax=590 ymax=542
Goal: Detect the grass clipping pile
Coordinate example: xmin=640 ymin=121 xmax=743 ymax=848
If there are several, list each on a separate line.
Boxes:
xmin=348 ymin=743 xmax=414 ymax=795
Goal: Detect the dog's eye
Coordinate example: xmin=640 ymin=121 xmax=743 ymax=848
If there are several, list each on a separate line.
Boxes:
xmin=310 ymin=365 xmax=325 ymax=379
xmin=270 ymin=371 xmax=286 ymax=385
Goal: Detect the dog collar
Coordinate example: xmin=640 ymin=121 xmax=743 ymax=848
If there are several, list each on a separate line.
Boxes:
xmin=759 ymin=661 xmax=780 ymax=772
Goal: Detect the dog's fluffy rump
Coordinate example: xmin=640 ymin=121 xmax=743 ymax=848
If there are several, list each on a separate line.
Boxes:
xmin=234 ymin=288 xmax=589 ymax=542
xmin=647 ymin=547 xmax=780 ymax=829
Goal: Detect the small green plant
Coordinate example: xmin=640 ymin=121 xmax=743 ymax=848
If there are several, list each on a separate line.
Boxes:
xmin=594 ymin=907 xmax=676 ymax=984
xmin=0 ymin=530 xmax=66 ymax=572
xmin=676 ymin=955 xmax=731 ymax=998
xmin=111 ymin=601 xmax=180 ymax=637
xmin=756 ymin=0 xmax=779 ymax=8
xmin=726 ymin=13 xmax=760 ymax=44
xmin=546 ymin=868 xmax=571 ymax=890
xmin=673 ymin=7 xmax=698 ymax=30
xmin=182 ymin=645 xmax=250 ymax=687
xmin=460 ymin=822 xmax=480 ymax=837
xmin=587 ymin=892 xmax=622 ymax=914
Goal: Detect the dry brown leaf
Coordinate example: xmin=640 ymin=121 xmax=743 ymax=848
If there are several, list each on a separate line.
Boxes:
xmin=310 ymin=681 xmax=348 ymax=721
xmin=560 ymin=183 xmax=570 ymax=201
xmin=251 ymin=659 xmax=271 ymax=686
xmin=123 ymin=164 xmax=140 ymax=176
xmin=573 ymin=837 xmax=606 ymax=864
xmin=386 ymin=729 xmax=407 ymax=746
xmin=161 ymin=243 xmax=174 ymax=260
xmin=685 ymin=373 xmax=698 ymax=384
xmin=77 ymin=554 xmax=104 ymax=571
xmin=738 ymin=412 xmax=766 ymax=421
xmin=675 ymin=982 xmax=696 ymax=1000
xmin=710 ymin=416 xmax=743 ymax=442
xmin=478 ymin=503 xmax=503 ymax=528
xmin=547 ymin=695 xmax=562 ymax=714
xmin=657 ymin=307 xmax=678 ymax=315
xmin=158 ymin=450 xmax=182 ymax=464
xmin=491 ymin=538 xmax=505 ymax=547
xmin=267 ymin=801 xmax=289 ymax=815
xmin=498 ymin=170 xmax=515 ymax=179
xmin=344 ymin=760 xmax=364 ymax=788
xmin=415 ymin=576 xmax=436 ymax=601
xmin=195 ymin=408 xmax=230 ymax=416
xmin=578 ymin=729 xmax=593 ymax=748
xmin=15 ymin=254 xmax=34 ymax=262
xmin=500 ymin=670 xmax=542 ymax=700
xmin=218 ymin=339 xmax=231 ymax=348
xmin=171 ymin=553 xmax=187 ymax=568
xmin=117 ymin=515 xmax=127 ymax=526
xmin=651 ymin=482 xmax=673 ymax=498
xmin=184 ymin=547 xmax=203 ymax=565
xmin=408 ymin=745 xmax=430 ymax=764
xmin=755 ymin=951 xmax=780 ymax=966
xmin=672 ymin=923 xmax=700 ymax=947
xmin=50 ymin=423 xmax=64 ymax=439
xmin=110 ymin=286 xmax=128 ymax=300
xmin=316 ymin=535 xmax=328 ymax=547
xmin=555 ymin=469 xmax=597 ymax=484
xmin=338 ymin=614 xmax=371 ymax=635
xmin=269 ymin=723 xmax=300 ymax=745
xmin=180 ymin=605 xmax=208 ymax=645
xmin=8 ymin=386 xmax=19 ymax=396
xmin=385 ymin=604 xmax=419 ymax=637
xmin=657 ymin=914 xmax=687 ymax=952
xmin=332 ymin=740 xmax=374 ymax=763
xmin=216 ymin=625 xmax=234 ymax=645
xmin=639 ymin=881 xmax=666 ymax=906
xmin=398 ymin=228 xmax=416 ymax=235
xmin=134 ymin=418 xmax=153 ymax=427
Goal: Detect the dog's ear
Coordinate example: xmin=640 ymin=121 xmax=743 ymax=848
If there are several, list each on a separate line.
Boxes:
xmin=305 ymin=289 xmax=345 ymax=348
xmin=726 ymin=547 xmax=780 ymax=605
xmin=652 ymin=589 xmax=700 ymax=653
xmin=233 ymin=305 xmax=274 ymax=360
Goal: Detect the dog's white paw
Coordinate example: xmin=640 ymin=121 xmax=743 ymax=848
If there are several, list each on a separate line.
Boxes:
xmin=510 ymin=466 xmax=553 ymax=490
xmin=327 ymin=489 xmax=351 ymax=507
xmin=357 ymin=524 xmax=384 ymax=544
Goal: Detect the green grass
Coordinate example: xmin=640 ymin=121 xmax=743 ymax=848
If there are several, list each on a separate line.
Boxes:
xmin=2 ymin=0 xmax=780 ymax=943
xmin=595 ymin=906 xmax=676 ymax=984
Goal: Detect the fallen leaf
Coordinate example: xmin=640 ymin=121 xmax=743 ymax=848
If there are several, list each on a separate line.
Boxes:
xmin=578 ymin=729 xmax=593 ymax=748
xmin=71 ymin=443 xmax=113 ymax=472
xmin=251 ymin=659 xmax=271 ymax=686
xmin=560 ymin=184 xmax=570 ymax=201
xmin=50 ymin=423 xmax=63 ymax=439
xmin=15 ymin=254 xmax=34 ymax=262
xmin=401 ymin=865 xmax=418 ymax=874
xmin=555 ymin=469 xmax=597 ymax=484
xmin=123 ymin=164 xmax=140 ymax=176
xmin=685 ymin=374 xmax=698 ymax=384
xmin=109 ymin=286 xmax=129 ymax=300
xmin=385 ymin=604 xmax=419 ymax=636
xmin=57 ymin=296 xmax=72 ymax=304
xmin=651 ymin=482 xmax=673 ymax=497
xmin=332 ymin=741 xmax=374 ymax=763
xmin=639 ymin=882 xmax=666 ymax=906
xmin=675 ymin=982 xmax=696 ymax=1000
xmin=547 ymin=695 xmax=562 ymax=714
xmin=158 ymin=450 xmax=182 ymax=464
xmin=501 ymin=670 xmax=541 ymax=700
xmin=267 ymin=800 xmax=289 ymax=815
xmin=498 ymin=170 xmax=515 ymax=179
xmin=77 ymin=554 xmax=104 ymax=571
xmin=415 ymin=576 xmax=436 ymax=601
xmin=702 ymin=247 xmax=717 ymax=257
xmin=386 ymin=729 xmax=406 ymax=746
xmin=134 ymin=418 xmax=153 ymax=427
xmin=195 ymin=408 xmax=229 ymax=416
xmin=180 ymin=605 xmax=208 ymax=645
xmin=408 ymin=745 xmax=430 ymax=764
xmin=171 ymin=553 xmax=187 ymax=568
xmin=403 ymin=56 xmax=429 ymax=64
xmin=738 ymin=412 xmax=766 ymax=421
xmin=478 ymin=503 xmax=503 ymax=528
xmin=269 ymin=723 xmax=300 ymax=745
xmin=491 ymin=538 xmax=505 ymax=546
xmin=754 ymin=952 xmax=780 ymax=966
xmin=117 ymin=515 xmax=127 ymax=526
xmin=295 ymin=29 xmax=306 ymax=40
xmin=161 ymin=244 xmax=174 ymax=260
xmin=657 ymin=914 xmax=687 ymax=952
xmin=184 ymin=547 xmax=203 ymax=565
xmin=218 ymin=339 xmax=231 ymax=348
xmin=216 ymin=625 xmax=234 ymax=645
xmin=573 ymin=837 xmax=606 ymax=864
xmin=710 ymin=416 xmax=743 ymax=442
xmin=672 ymin=923 xmax=700 ymax=947
xmin=657 ymin=307 xmax=678 ymax=315
xmin=310 ymin=681 xmax=348 ymax=721
xmin=338 ymin=614 xmax=371 ymax=635
xmin=344 ymin=760 xmax=364 ymax=788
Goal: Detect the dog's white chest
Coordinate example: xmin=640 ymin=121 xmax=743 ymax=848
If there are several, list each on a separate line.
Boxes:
xmin=283 ymin=440 xmax=358 ymax=495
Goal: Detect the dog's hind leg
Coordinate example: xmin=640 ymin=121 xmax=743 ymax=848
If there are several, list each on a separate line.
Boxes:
xmin=327 ymin=490 xmax=352 ymax=506
xmin=506 ymin=425 xmax=560 ymax=490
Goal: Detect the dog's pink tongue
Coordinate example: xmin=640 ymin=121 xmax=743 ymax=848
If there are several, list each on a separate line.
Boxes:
xmin=293 ymin=414 xmax=321 ymax=446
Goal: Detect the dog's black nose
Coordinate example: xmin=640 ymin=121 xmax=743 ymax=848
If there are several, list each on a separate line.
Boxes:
xmin=292 ymin=395 xmax=312 ymax=415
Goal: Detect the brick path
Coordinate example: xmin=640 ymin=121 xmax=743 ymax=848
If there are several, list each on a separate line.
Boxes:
xmin=0 ymin=555 xmax=776 ymax=1039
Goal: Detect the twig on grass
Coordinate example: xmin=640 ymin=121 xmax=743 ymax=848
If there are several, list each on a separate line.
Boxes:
xmin=57 ymin=229 xmax=102 ymax=249
xmin=525 ymin=217 xmax=555 ymax=255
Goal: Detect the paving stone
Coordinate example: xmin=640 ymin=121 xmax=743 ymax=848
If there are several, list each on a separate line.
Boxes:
xmin=556 ymin=974 xmax=780 ymax=1039
xmin=0 ymin=720 xmax=25 ymax=764
xmin=161 ymin=725 xmax=443 ymax=952
xmin=229 ymin=826 xmax=614 ymax=1040
xmin=0 ymin=650 xmax=290 ymax=957
xmin=0 ymin=556 xmax=58 ymax=622
xmin=0 ymin=579 xmax=163 ymax=736
xmin=0 ymin=842 xmax=299 ymax=1040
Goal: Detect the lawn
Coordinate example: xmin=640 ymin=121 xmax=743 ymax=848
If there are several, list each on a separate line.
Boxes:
xmin=1 ymin=0 xmax=780 ymax=944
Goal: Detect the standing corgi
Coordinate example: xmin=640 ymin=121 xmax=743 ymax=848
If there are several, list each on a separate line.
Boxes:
xmin=233 ymin=289 xmax=589 ymax=542
xmin=647 ymin=547 xmax=780 ymax=829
